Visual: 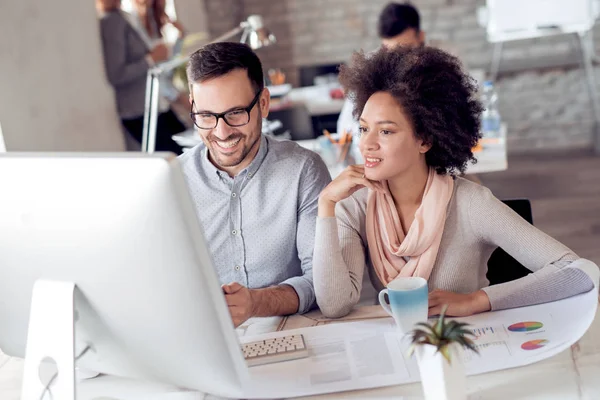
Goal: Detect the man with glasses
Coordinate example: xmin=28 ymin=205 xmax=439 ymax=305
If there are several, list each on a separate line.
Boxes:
xmin=179 ymin=42 xmax=331 ymax=327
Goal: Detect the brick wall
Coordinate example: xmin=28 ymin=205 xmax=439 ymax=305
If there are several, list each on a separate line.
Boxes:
xmin=203 ymin=0 xmax=600 ymax=152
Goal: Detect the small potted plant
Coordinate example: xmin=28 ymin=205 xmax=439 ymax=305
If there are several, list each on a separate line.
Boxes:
xmin=408 ymin=306 xmax=478 ymax=400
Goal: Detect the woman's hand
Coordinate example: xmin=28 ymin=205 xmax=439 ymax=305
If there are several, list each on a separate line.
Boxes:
xmin=428 ymin=289 xmax=491 ymax=317
xmin=149 ymin=42 xmax=169 ymax=63
xmin=318 ymin=165 xmax=384 ymax=217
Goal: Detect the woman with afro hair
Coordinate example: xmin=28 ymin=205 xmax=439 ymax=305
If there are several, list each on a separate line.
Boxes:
xmin=313 ymin=45 xmax=596 ymax=318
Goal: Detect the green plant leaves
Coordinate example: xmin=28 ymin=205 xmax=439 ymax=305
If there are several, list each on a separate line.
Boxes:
xmin=408 ymin=304 xmax=479 ymax=363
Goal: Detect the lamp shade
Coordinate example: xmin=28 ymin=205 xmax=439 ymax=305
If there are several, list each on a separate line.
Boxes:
xmin=246 ymin=15 xmax=276 ymax=49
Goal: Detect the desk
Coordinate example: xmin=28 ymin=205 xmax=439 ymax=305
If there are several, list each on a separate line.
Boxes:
xmin=268 ymin=84 xmax=345 ymax=117
xmin=2 ymin=298 xmax=599 ymax=399
xmin=279 ymin=301 xmax=600 ymax=399
xmin=285 ymin=86 xmax=345 ymax=117
xmin=468 ymin=141 xmax=508 ymax=175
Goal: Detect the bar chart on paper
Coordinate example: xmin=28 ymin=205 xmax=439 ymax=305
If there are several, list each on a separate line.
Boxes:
xmin=472 ymin=326 xmax=499 ymax=338
xmin=463 ymin=324 xmax=512 ymax=366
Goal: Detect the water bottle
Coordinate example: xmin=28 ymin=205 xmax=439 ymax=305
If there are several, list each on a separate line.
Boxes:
xmin=481 ymin=81 xmax=501 ymax=138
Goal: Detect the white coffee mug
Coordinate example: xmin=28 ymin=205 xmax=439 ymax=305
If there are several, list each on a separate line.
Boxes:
xmin=379 ymin=277 xmax=428 ymax=336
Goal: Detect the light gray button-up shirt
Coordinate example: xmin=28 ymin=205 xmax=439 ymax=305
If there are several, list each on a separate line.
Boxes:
xmin=178 ymin=135 xmax=331 ymax=313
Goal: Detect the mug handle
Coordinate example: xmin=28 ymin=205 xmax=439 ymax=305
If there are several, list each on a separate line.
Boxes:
xmin=378 ymin=289 xmax=393 ymax=317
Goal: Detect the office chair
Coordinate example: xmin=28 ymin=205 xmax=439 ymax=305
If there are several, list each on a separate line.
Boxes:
xmin=486 ymin=199 xmax=534 ymax=285
xmin=268 ymin=104 xmax=316 ymax=141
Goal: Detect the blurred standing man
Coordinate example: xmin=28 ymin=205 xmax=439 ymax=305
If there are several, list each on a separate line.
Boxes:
xmin=337 ymin=2 xmax=425 ymax=136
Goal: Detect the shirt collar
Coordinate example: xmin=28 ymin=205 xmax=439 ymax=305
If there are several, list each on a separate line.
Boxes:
xmin=201 ymin=134 xmax=269 ymax=181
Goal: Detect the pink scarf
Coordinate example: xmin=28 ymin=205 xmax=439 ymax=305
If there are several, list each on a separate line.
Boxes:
xmin=366 ymin=168 xmax=454 ymax=285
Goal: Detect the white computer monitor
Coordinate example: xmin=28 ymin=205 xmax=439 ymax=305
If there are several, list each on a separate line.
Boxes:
xmin=0 ymin=153 xmax=252 ymax=399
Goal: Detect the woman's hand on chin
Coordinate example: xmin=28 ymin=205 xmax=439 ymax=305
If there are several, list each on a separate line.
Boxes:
xmin=318 ymin=165 xmax=385 ymax=217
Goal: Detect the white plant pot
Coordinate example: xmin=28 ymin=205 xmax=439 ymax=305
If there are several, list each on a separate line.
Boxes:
xmin=416 ymin=344 xmax=467 ymax=400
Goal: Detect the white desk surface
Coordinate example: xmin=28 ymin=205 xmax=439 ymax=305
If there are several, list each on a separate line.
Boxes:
xmin=2 ymin=299 xmax=600 ymax=399
xmin=280 ymin=303 xmax=600 ymax=399
xmin=286 ymin=85 xmax=345 ymax=116
xmin=468 ymin=141 xmax=508 ymax=175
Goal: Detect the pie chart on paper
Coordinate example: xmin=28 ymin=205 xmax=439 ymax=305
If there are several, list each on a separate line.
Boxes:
xmin=521 ymin=339 xmax=549 ymax=350
xmin=508 ymin=321 xmax=543 ymax=332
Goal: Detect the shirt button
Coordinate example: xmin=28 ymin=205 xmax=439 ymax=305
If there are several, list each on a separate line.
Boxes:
xmin=235 ymin=265 xmax=241 ymax=271
xmin=232 ymin=193 xmax=237 ymax=198
xmin=232 ymin=230 xmax=237 ymax=235
xmin=248 ymin=172 xmax=253 ymax=177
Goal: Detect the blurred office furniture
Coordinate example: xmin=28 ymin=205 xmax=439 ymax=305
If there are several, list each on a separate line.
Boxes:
xmin=296 ymin=63 xmax=345 ymax=134
xmin=286 ymin=86 xmax=345 ymax=117
xmin=268 ymin=104 xmax=316 ymax=141
xmin=286 ymin=85 xmax=344 ymax=134
xmin=299 ymin=63 xmax=342 ymax=87
xmin=478 ymin=0 xmax=600 ymax=153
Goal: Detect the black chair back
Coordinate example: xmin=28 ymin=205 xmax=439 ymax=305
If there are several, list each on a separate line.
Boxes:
xmin=268 ymin=104 xmax=316 ymax=141
xmin=486 ymin=199 xmax=534 ymax=285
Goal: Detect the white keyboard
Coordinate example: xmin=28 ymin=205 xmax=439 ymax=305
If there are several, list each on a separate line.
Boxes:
xmin=242 ymin=334 xmax=309 ymax=367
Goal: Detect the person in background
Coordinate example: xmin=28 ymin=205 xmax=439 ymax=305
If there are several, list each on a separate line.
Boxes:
xmin=314 ymin=45 xmax=596 ymax=318
xmin=179 ymin=42 xmax=331 ymax=328
xmin=128 ymin=0 xmax=189 ymax=110
xmin=132 ymin=0 xmax=185 ymax=44
xmin=337 ymin=2 xmax=424 ymax=137
xmin=96 ymin=0 xmax=185 ymax=154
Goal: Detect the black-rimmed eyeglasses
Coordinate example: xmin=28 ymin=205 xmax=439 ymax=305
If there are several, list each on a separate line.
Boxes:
xmin=190 ymin=90 xmax=262 ymax=130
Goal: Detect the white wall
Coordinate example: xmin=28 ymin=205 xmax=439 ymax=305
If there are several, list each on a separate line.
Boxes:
xmin=174 ymin=0 xmax=209 ymax=44
xmin=0 ymin=0 xmax=125 ymax=151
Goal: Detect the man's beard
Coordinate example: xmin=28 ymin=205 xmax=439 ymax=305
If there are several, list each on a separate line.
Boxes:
xmin=207 ymin=118 xmax=262 ymax=168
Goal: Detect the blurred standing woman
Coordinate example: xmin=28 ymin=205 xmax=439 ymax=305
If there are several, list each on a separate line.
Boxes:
xmin=130 ymin=0 xmax=186 ymax=46
xmin=96 ymin=0 xmax=185 ymax=154
xmin=128 ymin=0 xmax=189 ymax=109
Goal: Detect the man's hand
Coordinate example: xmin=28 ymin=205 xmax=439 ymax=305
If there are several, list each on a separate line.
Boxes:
xmin=221 ymin=282 xmax=300 ymax=327
xmin=428 ymin=289 xmax=491 ymax=317
xmin=222 ymin=282 xmax=256 ymax=328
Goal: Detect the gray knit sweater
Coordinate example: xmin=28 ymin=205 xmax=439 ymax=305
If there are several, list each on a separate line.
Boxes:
xmin=313 ymin=177 xmax=596 ymax=318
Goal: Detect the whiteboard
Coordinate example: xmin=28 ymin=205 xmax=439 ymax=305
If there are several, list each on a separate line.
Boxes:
xmin=485 ymin=0 xmax=598 ymax=42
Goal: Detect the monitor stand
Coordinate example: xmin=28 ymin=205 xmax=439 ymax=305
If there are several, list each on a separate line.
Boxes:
xmin=22 ymin=280 xmax=76 ymax=400
xmin=20 ymin=280 xmax=206 ymax=400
